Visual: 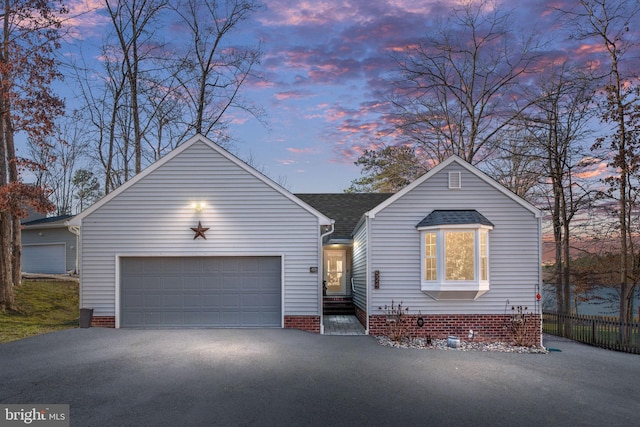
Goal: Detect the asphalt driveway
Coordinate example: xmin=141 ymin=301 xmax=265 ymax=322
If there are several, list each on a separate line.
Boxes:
xmin=0 ymin=329 xmax=637 ymax=426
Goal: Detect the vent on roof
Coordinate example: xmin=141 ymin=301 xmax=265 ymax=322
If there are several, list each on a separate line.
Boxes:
xmin=449 ymin=171 xmax=461 ymax=189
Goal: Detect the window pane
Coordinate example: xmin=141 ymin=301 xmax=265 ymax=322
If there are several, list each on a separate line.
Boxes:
xmin=480 ymin=231 xmax=488 ymax=281
xmin=445 ymin=232 xmax=474 ymax=281
xmin=424 ymin=233 xmax=436 ymax=280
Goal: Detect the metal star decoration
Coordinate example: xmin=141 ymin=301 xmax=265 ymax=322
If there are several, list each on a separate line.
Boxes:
xmin=191 ymin=221 xmax=210 ymax=240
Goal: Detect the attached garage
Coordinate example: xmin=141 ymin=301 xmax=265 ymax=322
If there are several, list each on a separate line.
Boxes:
xmin=69 ymin=135 xmax=332 ymax=332
xmin=22 ymin=243 xmax=66 ymax=274
xmin=120 ymin=256 xmax=282 ymax=327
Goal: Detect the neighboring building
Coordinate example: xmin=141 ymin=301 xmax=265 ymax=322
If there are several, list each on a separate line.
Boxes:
xmin=69 ymin=135 xmax=542 ymax=344
xmin=22 ymin=214 xmax=78 ymax=274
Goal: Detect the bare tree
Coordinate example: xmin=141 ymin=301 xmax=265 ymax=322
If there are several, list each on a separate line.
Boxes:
xmin=483 ymin=129 xmax=542 ymax=200
xmin=71 ymin=0 xmax=263 ymax=194
xmin=105 ymin=0 xmax=168 ymax=176
xmin=564 ymin=0 xmax=640 ymax=332
xmin=388 ymin=0 xmax=541 ymax=165
xmin=524 ymin=63 xmax=597 ymax=329
xmin=170 ymin=0 xmax=263 ymax=143
xmin=28 ymin=112 xmax=92 ymax=215
xmin=0 ymin=0 xmax=65 ymax=310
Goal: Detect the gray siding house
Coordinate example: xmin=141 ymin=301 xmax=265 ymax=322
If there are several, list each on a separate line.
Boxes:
xmin=22 ymin=215 xmax=78 ymax=274
xmin=70 ymin=135 xmax=542 ymax=343
xmin=345 ymin=156 xmax=542 ymax=343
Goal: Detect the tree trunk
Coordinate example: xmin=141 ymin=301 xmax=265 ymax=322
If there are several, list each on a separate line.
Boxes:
xmin=0 ymin=0 xmax=14 ymax=310
xmin=0 ymin=212 xmax=14 ymax=310
xmin=5 ymin=119 xmax=21 ymax=287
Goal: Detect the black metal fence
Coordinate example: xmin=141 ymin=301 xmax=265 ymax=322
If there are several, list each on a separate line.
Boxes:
xmin=543 ymin=311 xmax=640 ymax=354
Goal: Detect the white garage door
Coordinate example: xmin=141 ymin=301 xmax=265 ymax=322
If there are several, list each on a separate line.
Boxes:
xmin=120 ymin=256 xmax=282 ymax=328
xmin=22 ymin=244 xmax=66 ymax=274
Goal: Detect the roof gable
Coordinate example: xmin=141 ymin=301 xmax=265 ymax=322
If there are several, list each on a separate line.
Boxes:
xmin=367 ymin=155 xmax=541 ymax=219
xmin=69 ymin=134 xmax=332 ymax=226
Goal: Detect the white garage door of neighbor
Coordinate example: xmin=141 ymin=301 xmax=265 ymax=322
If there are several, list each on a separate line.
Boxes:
xmin=120 ymin=256 xmax=282 ymax=328
xmin=22 ymin=244 xmax=66 ymax=274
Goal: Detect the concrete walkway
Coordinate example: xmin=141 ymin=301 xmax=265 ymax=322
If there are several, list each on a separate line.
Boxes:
xmin=323 ymin=314 xmax=366 ymax=335
xmin=1 ymin=329 xmax=638 ymax=426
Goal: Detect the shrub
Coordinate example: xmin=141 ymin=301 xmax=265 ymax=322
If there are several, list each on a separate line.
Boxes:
xmin=508 ymin=305 xmax=536 ymax=346
xmin=379 ymin=300 xmax=410 ymax=342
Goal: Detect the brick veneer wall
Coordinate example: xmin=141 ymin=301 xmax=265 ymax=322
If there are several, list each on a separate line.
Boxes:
xmin=354 ymin=305 xmax=367 ymax=329
xmin=91 ymin=316 xmax=115 ymax=328
xmin=369 ymin=314 xmax=541 ymax=345
xmin=284 ymin=315 xmax=321 ymax=333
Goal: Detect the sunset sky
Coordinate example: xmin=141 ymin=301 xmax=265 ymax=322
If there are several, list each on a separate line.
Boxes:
xmin=54 ymin=0 xmax=638 ymax=193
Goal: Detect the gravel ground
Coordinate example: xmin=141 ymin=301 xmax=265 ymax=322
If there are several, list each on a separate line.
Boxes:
xmin=375 ymin=335 xmax=548 ymax=353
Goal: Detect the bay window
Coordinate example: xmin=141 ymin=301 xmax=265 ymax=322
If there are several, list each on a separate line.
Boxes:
xmin=417 ymin=210 xmax=493 ymax=300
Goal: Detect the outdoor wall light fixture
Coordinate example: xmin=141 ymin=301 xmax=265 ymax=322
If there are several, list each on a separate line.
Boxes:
xmin=192 ymin=202 xmax=206 ymax=212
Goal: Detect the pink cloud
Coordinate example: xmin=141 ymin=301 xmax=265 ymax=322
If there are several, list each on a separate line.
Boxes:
xmin=287 ymin=147 xmax=317 ymax=154
xmin=274 ymin=90 xmax=312 ymax=100
xmin=576 ymin=160 xmax=609 ymax=180
xmin=62 ymin=0 xmax=110 ymax=40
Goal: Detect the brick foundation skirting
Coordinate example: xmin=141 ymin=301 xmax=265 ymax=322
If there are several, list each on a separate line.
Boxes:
xmin=369 ymin=313 xmax=541 ymax=345
xmin=88 ymin=315 xmax=321 ymax=332
xmin=91 ymin=316 xmax=115 ymax=328
xmin=354 ymin=305 xmax=367 ymax=329
xmin=284 ymin=315 xmax=321 ymax=333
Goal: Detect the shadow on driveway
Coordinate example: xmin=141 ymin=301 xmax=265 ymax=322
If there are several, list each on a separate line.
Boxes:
xmin=1 ymin=329 xmax=637 ymax=426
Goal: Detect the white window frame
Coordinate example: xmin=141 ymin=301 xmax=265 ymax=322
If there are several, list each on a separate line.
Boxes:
xmin=418 ymin=224 xmax=492 ymax=300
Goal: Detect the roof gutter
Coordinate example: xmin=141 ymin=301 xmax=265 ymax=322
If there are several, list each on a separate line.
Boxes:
xmin=318 ymin=221 xmax=335 ymax=335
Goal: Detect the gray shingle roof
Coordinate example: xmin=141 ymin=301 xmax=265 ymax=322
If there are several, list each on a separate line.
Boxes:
xmin=295 ymin=193 xmax=394 ymax=240
xmin=416 ymin=210 xmax=493 ymax=228
xmin=21 ymin=214 xmax=74 ymax=227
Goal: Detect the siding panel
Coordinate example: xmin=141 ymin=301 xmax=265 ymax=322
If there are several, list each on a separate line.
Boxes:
xmin=352 ymin=221 xmax=368 ymax=311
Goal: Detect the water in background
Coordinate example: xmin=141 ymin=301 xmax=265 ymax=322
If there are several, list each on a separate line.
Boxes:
xmin=542 ymin=282 xmax=640 ymax=317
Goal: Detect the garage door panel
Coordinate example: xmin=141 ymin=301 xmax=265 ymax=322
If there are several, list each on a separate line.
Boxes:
xmin=223 ymin=311 xmax=241 ymax=325
xmin=242 ymin=293 xmax=262 ymax=307
xmin=146 ymin=294 xmax=163 ymax=308
xmin=203 ymin=294 xmax=221 ymax=307
xmin=121 ymin=256 xmax=281 ymax=327
xmin=223 ymin=293 xmax=240 ymax=309
xmin=184 ymin=277 xmax=204 ymax=290
xmin=183 ymin=294 xmax=203 ymax=308
xmin=162 ymin=294 xmax=182 ymax=308
xmin=125 ymin=294 xmax=145 ymax=309
xmin=164 ymin=311 xmax=184 ymax=324
xmin=22 ymin=244 xmax=66 ymax=274
xmin=202 ymin=311 xmax=221 ymax=324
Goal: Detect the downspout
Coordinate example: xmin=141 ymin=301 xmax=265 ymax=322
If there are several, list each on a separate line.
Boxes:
xmin=319 ymin=221 xmax=335 ymax=334
xmin=538 ymin=215 xmax=544 ymax=348
xmin=66 ymin=223 xmax=81 ymax=309
xmin=67 ymin=225 xmax=80 ymax=274
xmin=365 ymin=213 xmax=372 ymax=335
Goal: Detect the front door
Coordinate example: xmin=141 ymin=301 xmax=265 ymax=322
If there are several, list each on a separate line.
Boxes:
xmin=324 ymin=250 xmax=347 ymax=295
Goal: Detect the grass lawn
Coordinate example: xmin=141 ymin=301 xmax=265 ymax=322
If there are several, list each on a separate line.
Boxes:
xmin=0 ymin=280 xmax=79 ymax=344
